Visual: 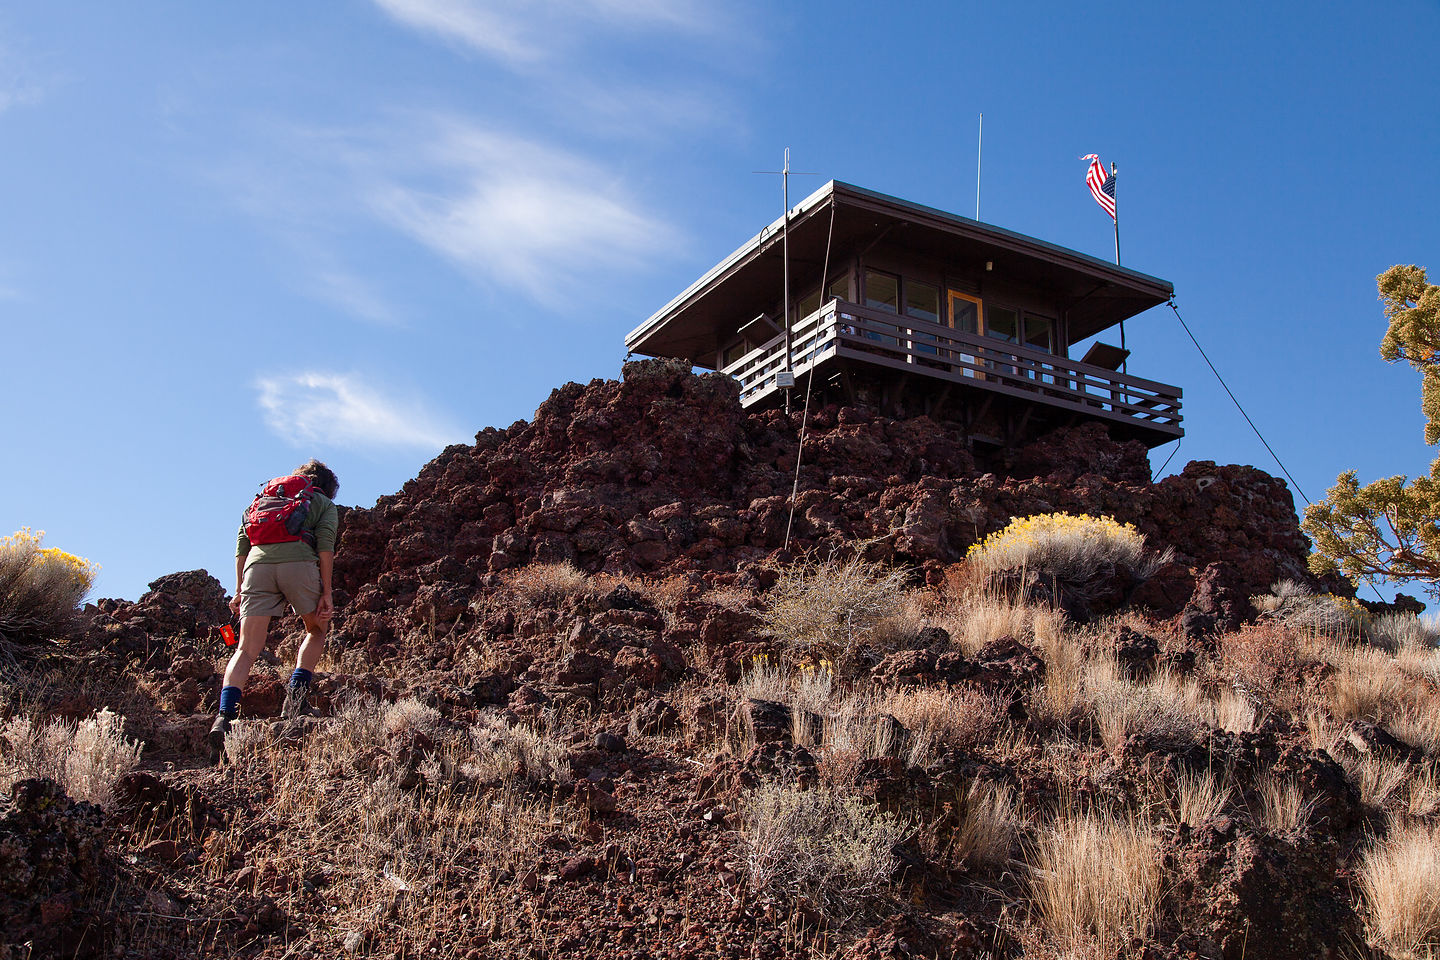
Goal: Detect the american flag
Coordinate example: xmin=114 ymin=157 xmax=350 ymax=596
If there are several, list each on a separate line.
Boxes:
xmin=1082 ymin=154 xmax=1116 ymax=220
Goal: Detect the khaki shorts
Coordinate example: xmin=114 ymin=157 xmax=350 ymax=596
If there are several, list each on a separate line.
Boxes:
xmin=240 ymin=560 xmax=321 ymax=618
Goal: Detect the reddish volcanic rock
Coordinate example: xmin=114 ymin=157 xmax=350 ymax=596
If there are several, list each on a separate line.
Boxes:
xmin=327 ymin=359 xmax=1316 ymax=654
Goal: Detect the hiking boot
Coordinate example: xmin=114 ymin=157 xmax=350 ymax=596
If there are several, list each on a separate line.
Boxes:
xmin=282 ymin=681 xmax=311 ymax=720
xmin=208 ymin=714 xmax=231 ymax=753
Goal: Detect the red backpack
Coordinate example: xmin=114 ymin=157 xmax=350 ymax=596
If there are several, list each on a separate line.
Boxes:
xmin=244 ymin=475 xmax=316 ymax=547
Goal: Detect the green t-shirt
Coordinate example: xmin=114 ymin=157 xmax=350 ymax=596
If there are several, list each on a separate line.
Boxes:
xmin=236 ymin=489 xmax=338 ymax=565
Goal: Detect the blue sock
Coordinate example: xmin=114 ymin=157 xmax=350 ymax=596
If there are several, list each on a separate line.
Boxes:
xmin=219 ymin=685 xmax=241 ymax=719
xmin=289 ymin=668 xmax=313 ymax=688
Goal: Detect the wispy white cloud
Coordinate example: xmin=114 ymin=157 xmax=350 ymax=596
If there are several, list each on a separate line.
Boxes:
xmin=256 ymin=372 xmax=460 ymax=451
xmin=0 ymin=39 xmax=48 ymax=114
xmin=371 ymin=0 xmax=718 ymax=65
xmin=306 ymin=267 xmax=399 ymax=327
xmin=359 ymin=118 xmax=679 ymax=304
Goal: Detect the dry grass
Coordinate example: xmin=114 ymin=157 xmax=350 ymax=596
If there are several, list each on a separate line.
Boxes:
xmin=1252 ymin=580 xmax=1363 ymax=639
xmin=884 ymin=687 xmax=1006 ymax=752
xmin=507 ymin=561 xmax=599 ymax=606
xmin=213 ymin=695 xmax=566 ymax=955
xmin=949 ymin=779 xmax=1018 ymax=870
xmin=1344 ymin=753 xmax=1414 ymax=809
xmin=740 ymin=781 xmax=909 ymax=915
xmin=868 ymin=590 xmax=932 ymax=651
xmin=0 ymin=708 xmax=143 ymax=810
xmin=1029 ymin=810 xmax=1163 ymax=959
xmin=1084 ymin=657 xmax=1200 ymax=751
xmin=1358 ymin=820 xmax=1440 ymax=959
xmin=760 ymin=554 xmax=909 ymax=663
xmin=934 ymin=588 xmax=1066 ymax=657
xmin=1166 ymin=766 xmax=1233 ymax=827
xmin=1368 ymin=613 xmax=1440 ymax=654
xmin=467 ymin=709 xmax=573 ymax=786
xmin=1330 ymin=647 xmax=1407 ymax=723
xmin=1406 ymin=767 xmax=1440 ymax=819
xmin=1255 ymin=775 xmax=1315 ymax=836
xmin=1030 ymin=627 xmax=1088 ymax=729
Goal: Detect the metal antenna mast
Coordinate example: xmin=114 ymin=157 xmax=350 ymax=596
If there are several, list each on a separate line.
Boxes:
xmin=975 ymin=113 xmax=983 ymax=220
xmin=754 ymin=148 xmax=818 ymax=413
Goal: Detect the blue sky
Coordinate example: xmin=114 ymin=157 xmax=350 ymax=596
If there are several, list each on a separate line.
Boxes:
xmin=3 ymin=1 xmax=1438 ymax=602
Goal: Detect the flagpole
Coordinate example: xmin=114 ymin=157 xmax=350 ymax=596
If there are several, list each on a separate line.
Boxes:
xmin=1111 ymin=161 xmax=1120 ymax=266
xmin=1112 ymin=162 xmax=1125 ymax=373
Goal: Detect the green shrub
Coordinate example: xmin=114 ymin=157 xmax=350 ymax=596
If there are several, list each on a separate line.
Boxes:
xmin=0 ymin=528 xmax=99 ymax=646
xmin=759 ymin=554 xmax=908 ymax=663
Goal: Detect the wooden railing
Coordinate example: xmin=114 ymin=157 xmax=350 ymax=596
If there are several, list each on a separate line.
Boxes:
xmin=720 ymin=300 xmax=1182 ymax=433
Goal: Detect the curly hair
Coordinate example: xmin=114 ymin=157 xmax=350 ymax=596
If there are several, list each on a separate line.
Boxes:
xmin=293 ymin=459 xmax=339 ymax=500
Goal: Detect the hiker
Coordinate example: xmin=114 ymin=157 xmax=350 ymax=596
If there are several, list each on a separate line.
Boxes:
xmin=210 ymin=459 xmax=340 ymax=751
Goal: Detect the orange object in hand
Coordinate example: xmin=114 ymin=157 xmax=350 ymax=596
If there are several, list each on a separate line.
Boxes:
xmin=220 ymin=624 xmax=237 ymax=647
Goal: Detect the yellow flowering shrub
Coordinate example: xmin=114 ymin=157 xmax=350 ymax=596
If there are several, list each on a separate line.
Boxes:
xmin=0 ymin=528 xmax=100 ymax=645
xmin=965 ymin=513 xmax=1159 ymax=582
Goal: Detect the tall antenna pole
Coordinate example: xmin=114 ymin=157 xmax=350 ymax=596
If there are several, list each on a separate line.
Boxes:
xmin=975 ymin=114 xmax=983 ymax=220
xmin=782 ymin=147 xmax=792 ymax=414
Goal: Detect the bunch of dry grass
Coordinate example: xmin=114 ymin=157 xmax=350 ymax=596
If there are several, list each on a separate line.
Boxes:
xmin=1329 ymin=646 xmax=1407 ymax=723
xmin=468 ymin=710 xmax=573 ymax=785
xmin=1358 ymin=820 xmax=1440 ymax=959
xmin=868 ymin=590 xmax=933 ymax=651
xmin=760 ymin=554 xmax=909 ymax=663
xmin=0 ymin=708 xmax=143 ymax=809
xmin=740 ymin=781 xmax=909 ymax=914
xmin=1252 ymin=580 xmax=1363 ymax=638
xmin=1254 ymin=774 xmax=1316 ymax=835
xmin=1369 ymin=612 xmax=1440 ymax=653
xmin=1029 ymin=810 xmax=1163 ymax=959
xmin=1344 ymin=753 xmax=1413 ymax=810
xmin=883 ymin=686 xmax=1006 ymax=758
xmin=1164 ymin=766 xmax=1233 ymax=827
xmin=934 ymin=587 xmax=1067 ymax=657
xmin=507 ymin=561 xmax=598 ymax=606
xmin=1391 ymin=700 xmax=1440 ymax=757
xmin=1083 ymin=658 xmax=1201 ymax=751
xmin=1030 ymin=628 xmax=1088 ymax=729
xmin=948 ymin=779 xmax=1018 ymax=870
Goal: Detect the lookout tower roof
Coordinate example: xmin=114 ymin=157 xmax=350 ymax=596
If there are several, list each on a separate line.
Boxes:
xmin=626 ymin=180 xmax=1173 ymax=364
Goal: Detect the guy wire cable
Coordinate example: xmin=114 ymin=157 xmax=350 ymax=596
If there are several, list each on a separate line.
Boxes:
xmin=1150 ymin=438 xmax=1182 ymax=483
xmin=1167 ymin=298 xmax=1310 ymax=505
xmin=783 ymin=197 xmax=837 ymax=552
xmin=1169 ymin=299 xmax=1390 ymax=602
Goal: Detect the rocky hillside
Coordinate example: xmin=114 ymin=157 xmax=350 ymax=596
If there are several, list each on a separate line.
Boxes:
xmin=8 ymin=359 xmax=1434 ymax=960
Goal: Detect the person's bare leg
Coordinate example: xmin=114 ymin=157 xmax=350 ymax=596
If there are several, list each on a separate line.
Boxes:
xmin=283 ymin=611 xmax=329 ymax=720
xmin=223 ymin=614 xmax=272 ymax=690
xmin=295 ymin=611 xmax=328 ymax=672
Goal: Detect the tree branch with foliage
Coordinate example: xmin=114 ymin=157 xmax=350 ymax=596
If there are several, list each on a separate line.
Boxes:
xmin=1303 ymin=265 xmax=1440 ymax=596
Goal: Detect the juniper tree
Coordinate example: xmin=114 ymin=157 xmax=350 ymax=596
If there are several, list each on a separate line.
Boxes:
xmin=1303 ymin=265 xmax=1440 ymax=595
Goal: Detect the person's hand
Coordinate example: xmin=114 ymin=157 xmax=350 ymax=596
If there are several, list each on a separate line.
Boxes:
xmin=316 ymin=592 xmax=333 ymax=624
xmin=229 ymin=595 xmax=242 ymax=617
